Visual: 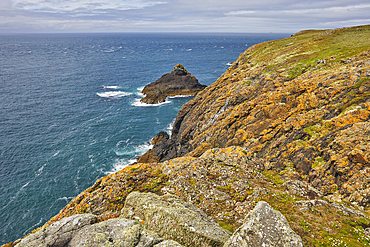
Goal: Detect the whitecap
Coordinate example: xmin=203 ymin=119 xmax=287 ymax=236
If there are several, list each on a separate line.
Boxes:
xmin=53 ymin=150 xmax=60 ymax=157
xmin=36 ymin=165 xmax=45 ymax=177
xmin=97 ymin=91 xmax=132 ymax=98
xmin=132 ymin=98 xmax=172 ymax=107
xmin=107 ymin=158 xmax=137 ymax=174
xmin=102 ymin=49 xmax=115 ymax=53
xmin=114 ymin=143 xmax=153 ymax=156
xmin=23 ymin=218 xmax=43 ymax=235
xmin=166 ymin=119 xmax=175 ymax=135
xmin=186 ymin=49 xmax=192 ymax=51
xmin=103 ymin=86 xmax=120 ymax=89
xmin=21 ymin=182 xmax=30 ymax=189
xmin=167 ymin=95 xmax=193 ymax=99
xmin=136 ymin=87 xmax=145 ymax=97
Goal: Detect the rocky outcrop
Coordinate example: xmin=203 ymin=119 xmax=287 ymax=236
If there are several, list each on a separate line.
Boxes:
xmin=140 ymin=64 xmax=206 ymax=104
xmin=121 ymin=192 xmax=231 ymax=247
xmin=224 ymin=201 xmax=303 ymax=247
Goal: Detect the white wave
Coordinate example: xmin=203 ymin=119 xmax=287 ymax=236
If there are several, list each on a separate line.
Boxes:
xmin=107 ymin=158 xmax=137 ymax=174
xmin=227 ymin=62 xmax=233 ymax=66
xmin=164 ymin=48 xmax=173 ymax=51
xmin=53 ymin=150 xmax=60 ymax=157
xmin=186 ymin=49 xmax=192 ymax=51
xmin=23 ymin=218 xmax=43 ymax=235
xmin=97 ymin=91 xmax=132 ymax=98
xmin=103 ymin=86 xmax=120 ymax=89
xmin=166 ymin=119 xmax=175 ymax=135
xmin=137 ymin=86 xmax=144 ymax=91
xmin=114 ymin=143 xmax=153 ymax=156
xmin=21 ymin=182 xmax=30 ymax=189
xmin=167 ymin=95 xmax=193 ymax=99
xmin=36 ymin=165 xmax=45 ymax=177
xmin=102 ymin=49 xmax=115 ymax=53
xmin=132 ymin=98 xmax=172 ymax=107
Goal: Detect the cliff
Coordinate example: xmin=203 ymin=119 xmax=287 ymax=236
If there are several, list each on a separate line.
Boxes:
xmin=140 ymin=64 xmax=207 ymax=104
xmin=5 ymin=25 xmax=370 ymax=247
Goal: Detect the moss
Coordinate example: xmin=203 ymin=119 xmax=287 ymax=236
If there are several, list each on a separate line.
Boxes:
xmin=312 ymin=156 xmax=325 ymax=169
xmin=352 ymin=77 xmax=370 ymax=88
xmin=262 ymin=170 xmax=285 ymax=185
xmin=218 ymin=221 xmax=234 ymax=233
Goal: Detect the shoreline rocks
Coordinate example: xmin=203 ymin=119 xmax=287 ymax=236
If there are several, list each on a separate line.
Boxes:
xmin=140 ymin=64 xmax=206 ymax=104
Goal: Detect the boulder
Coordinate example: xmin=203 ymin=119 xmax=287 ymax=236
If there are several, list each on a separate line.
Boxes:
xmin=69 ymin=218 xmax=163 ymax=247
xmin=140 ymin=64 xmax=206 ymax=104
xmin=15 ymin=214 xmax=97 ymax=247
xmin=154 ymin=240 xmax=185 ymax=247
xmin=224 ymin=201 xmax=303 ymax=247
xmin=121 ymin=192 xmax=231 ymax=247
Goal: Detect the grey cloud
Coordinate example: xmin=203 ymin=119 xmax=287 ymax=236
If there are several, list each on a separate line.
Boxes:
xmin=1 ymin=0 xmax=369 ymax=33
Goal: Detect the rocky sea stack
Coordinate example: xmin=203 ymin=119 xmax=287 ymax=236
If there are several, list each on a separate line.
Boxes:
xmin=140 ymin=64 xmax=207 ymax=104
xmin=5 ymin=25 xmax=370 ymax=247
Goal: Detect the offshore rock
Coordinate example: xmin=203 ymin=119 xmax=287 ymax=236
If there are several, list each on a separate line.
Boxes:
xmin=140 ymin=64 xmax=206 ymax=104
xmin=121 ymin=191 xmax=231 ymax=247
xmin=224 ymin=201 xmax=303 ymax=247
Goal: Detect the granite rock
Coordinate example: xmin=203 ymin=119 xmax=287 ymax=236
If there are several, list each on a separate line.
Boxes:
xmin=121 ymin=191 xmax=231 ymax=247
xmin=224 ymin=201 xmax=303 ymax=247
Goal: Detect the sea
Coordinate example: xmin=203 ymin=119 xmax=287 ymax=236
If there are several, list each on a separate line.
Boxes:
xmin=0 ymin=32 xmax=290 ymax=244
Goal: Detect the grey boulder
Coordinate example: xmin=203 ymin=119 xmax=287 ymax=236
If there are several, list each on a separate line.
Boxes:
xmin=224 ymin=201 xmax=303 ymax=247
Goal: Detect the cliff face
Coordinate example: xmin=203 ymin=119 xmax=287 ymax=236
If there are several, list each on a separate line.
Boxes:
xmin=141 ymin=25 xmax=370 ymax=207
xmin=6 ymin=26 xmax=370 ymax=247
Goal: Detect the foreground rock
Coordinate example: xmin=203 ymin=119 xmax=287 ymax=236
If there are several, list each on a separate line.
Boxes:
xmin=121 ymin=192 xmax=231 ymax=247
xmin=140 ymin=64 xmax=206 ymax=104
xmin=13 ymin=192 xmax=303 ymax=247
xmin=224 ymin=201 xmax=303 ymax=247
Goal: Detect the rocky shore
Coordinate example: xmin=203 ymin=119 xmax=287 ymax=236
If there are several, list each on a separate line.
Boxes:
xmin=140 ymin=64 xmax=207 ymax=104
xmin=4 ymin=25 xmax=370 ymax=247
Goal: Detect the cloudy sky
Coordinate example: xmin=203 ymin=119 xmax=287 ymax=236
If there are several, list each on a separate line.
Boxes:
xmin=0 ymin=0 xmax=369 ymax=33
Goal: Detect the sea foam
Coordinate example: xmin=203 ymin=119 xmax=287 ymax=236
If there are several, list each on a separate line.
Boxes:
xmin=97 ymin=91 xmax=132 ymax=98
xmin=132 ymin=98 xmax=172 ymax=107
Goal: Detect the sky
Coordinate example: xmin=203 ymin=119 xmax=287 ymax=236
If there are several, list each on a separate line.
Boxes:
xmin=0 ymin=0 xmax=369 ymax=33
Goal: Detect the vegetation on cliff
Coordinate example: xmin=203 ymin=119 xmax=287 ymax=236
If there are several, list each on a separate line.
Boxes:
xmin=5 ymin=25 xmax=370 ymax=247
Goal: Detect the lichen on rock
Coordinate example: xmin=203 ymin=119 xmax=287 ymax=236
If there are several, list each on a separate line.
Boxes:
xmin=121 ymin=191 xmax=231 ymax=247
xmin=224 ymin=201 xmax=303 ymax=247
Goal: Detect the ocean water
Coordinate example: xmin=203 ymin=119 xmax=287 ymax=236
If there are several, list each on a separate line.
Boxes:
xmin=0 ymin=32 xmax=289 ymax=244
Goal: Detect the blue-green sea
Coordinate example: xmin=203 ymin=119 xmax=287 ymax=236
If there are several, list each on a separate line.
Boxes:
xmin=0 ymin=32 xmax=289 ymax=244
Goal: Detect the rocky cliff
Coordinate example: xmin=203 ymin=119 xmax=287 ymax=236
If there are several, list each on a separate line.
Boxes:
xmin=140 ymin=25 xmax=370 ymax=208
xmin=140 ymin=64 xmax=207 ymax=104
xmin=4 ymin=25 xmax=370 ymax=247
